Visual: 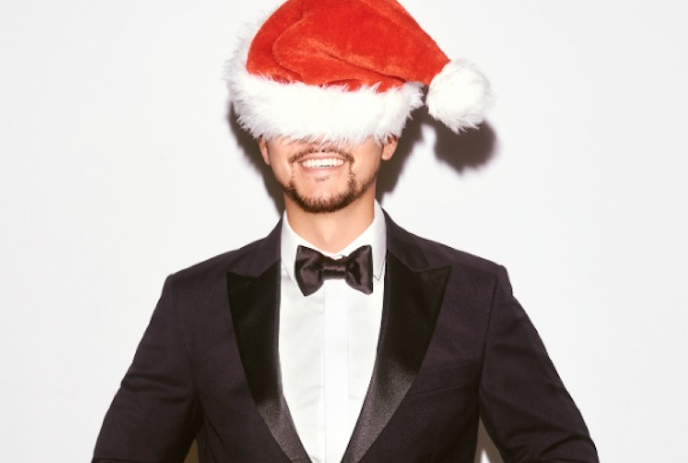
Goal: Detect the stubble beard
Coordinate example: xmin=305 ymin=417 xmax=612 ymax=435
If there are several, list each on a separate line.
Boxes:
xmin=271 ymin=143 xmax=380 ymax=214
xmin=282 ymin=166 xmax=379 ymax=214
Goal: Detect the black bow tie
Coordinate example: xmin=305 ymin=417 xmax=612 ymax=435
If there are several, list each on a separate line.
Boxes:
xmin=295 ymin=245 xmax=374 ymax=296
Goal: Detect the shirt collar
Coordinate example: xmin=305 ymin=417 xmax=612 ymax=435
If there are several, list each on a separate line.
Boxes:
xmin=281 ymin=201 xmax=387 ymax=285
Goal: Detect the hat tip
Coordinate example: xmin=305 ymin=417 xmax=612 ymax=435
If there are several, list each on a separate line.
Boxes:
xmin=427 ymin=60 xmax=493 ymax=132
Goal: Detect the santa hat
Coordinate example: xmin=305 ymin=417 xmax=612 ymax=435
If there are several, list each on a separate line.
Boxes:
xmin=227 ymin=0 xmax=491 ymax=144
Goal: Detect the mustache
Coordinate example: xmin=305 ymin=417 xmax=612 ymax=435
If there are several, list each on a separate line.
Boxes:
xmin=289 ymin=145 xmax=353 ymax=164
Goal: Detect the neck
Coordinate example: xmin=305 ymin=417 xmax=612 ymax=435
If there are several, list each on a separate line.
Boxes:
xmin=285 ymin=190 xmax=376 ymax=253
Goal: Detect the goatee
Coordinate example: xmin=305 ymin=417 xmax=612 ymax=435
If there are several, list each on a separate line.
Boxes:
xmin=284 ymin=173 xmax=361 ymax=213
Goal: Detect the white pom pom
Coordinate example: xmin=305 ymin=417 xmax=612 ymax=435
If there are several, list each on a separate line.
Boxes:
xmin=426 ymin=59 xmax=492 ymax=132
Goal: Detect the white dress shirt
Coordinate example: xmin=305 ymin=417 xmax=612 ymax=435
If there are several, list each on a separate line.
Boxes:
xmin=279 ymin=202 xmax=386 ymax=463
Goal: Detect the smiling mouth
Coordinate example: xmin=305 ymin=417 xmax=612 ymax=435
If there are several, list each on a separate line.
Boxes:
xmin=289 ymin=144 xmax=353 ymax=166
xmin=300 ymin=158 xmax=346 ymax=168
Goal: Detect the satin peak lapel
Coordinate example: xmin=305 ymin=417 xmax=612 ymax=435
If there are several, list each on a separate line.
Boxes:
xmin=341 ymin=252 xmax=451 ymax=463
xmin=227 ymin=263 xmax=311 ymax=463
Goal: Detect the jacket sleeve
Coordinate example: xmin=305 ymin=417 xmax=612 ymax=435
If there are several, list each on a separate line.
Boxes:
xmin=93 ymin=276 xmax=202 ymax=463
xmin=478 ymin=267 xmax=599 ymax=463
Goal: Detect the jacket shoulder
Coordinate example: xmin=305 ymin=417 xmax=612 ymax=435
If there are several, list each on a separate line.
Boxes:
xmin=418 ymin=233 xmax=501 ymax=271
xmin=387 ymin=215 xmax=505 ymax=278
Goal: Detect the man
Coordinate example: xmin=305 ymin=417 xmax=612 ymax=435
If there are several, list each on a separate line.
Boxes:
xmin=93 ymin=0 xmax=598 ymax=462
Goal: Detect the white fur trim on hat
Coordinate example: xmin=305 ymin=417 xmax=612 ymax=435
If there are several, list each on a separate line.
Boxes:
xmin=427 ymin=60 xmax=492 ymax=132
xmin=230 ymin=73 xmax=424 ymax=145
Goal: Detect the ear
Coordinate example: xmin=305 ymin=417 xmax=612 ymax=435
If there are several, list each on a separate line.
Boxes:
xmin=258 ymin=138 xmax=271 ymax=165
xmin=381 ymin=136 xmax=398 ymax=161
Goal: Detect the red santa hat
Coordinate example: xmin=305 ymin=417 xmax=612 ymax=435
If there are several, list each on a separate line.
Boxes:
xmin=227 ymin=0 xmax=491 ymax=144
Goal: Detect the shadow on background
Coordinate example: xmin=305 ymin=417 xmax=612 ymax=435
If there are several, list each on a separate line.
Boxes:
xmin=377 ymin=107 xmax=497 ymax=202
xmin=228 ymin=107 xmax=285 ymax=216
xmin=228 ymin=106 xmax=498 ymax=212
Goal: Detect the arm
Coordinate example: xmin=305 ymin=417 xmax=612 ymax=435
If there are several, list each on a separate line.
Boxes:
xmin=479 ymin=267 xmax=598 ymax=463
xmin=93 ymin=276 xmax=202 ymax=463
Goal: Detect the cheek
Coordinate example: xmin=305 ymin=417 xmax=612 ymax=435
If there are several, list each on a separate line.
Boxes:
xmin=268 ymin=159 xmax=293 ymax=184
xmin=353 ymin=158 xmax=382 ymax=178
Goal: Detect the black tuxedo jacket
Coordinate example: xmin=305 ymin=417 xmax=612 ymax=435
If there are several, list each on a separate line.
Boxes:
xmin=93 ymin=214 xmax=598 ymax=463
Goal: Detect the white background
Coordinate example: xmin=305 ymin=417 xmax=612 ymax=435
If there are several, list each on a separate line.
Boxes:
xmin=1 ymin=1 xmax=687 ymax=462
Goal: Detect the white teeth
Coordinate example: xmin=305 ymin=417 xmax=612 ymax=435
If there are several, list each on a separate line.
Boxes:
xmin=301 ymin=158 xmax=345 ymax=168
